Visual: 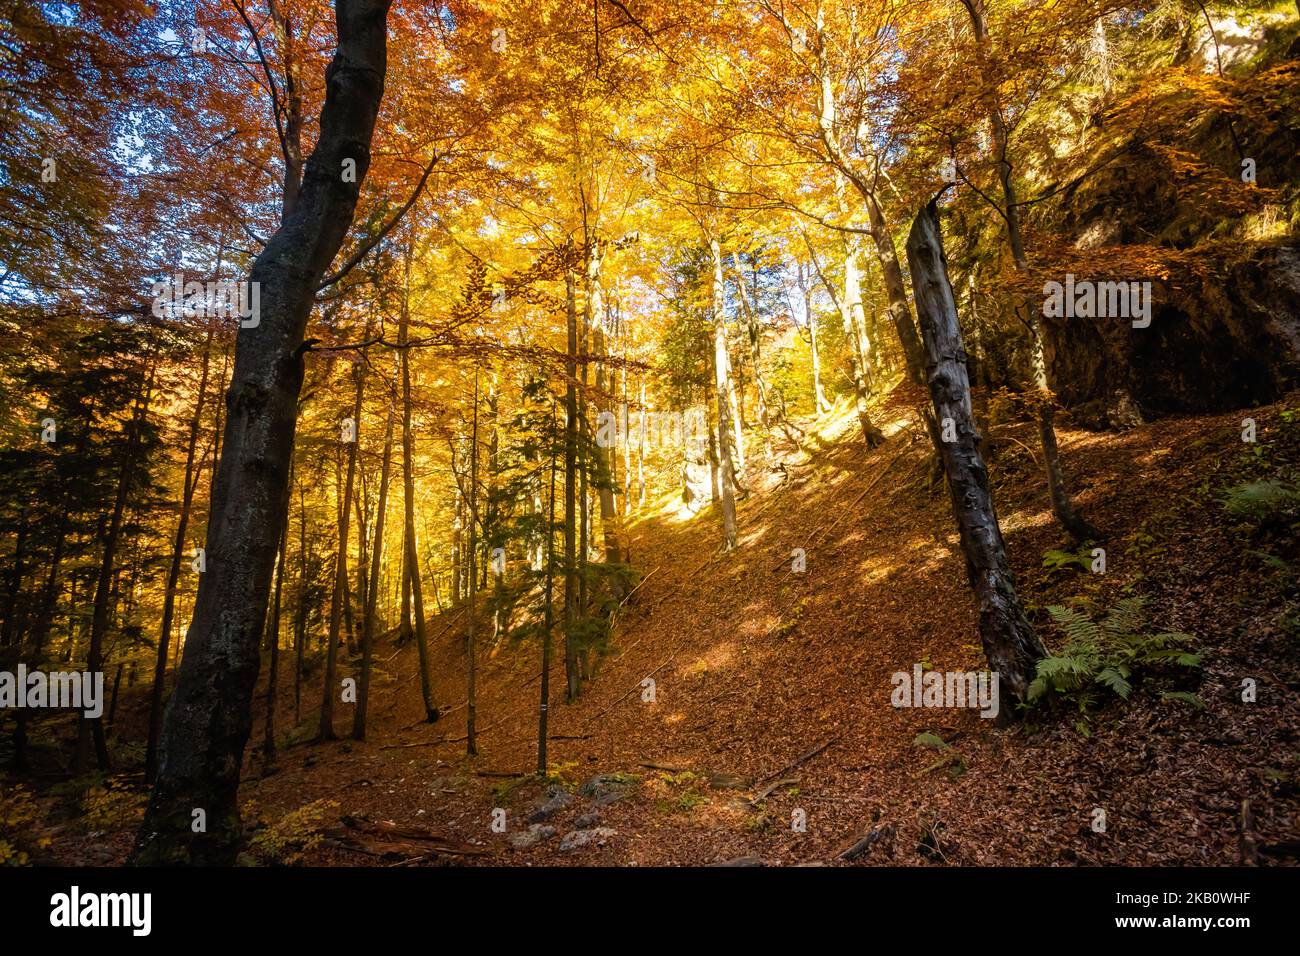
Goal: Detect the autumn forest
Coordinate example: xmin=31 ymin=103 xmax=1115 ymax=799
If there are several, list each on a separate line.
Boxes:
xmin=1 ymin=0 xmax=1299 ymax=897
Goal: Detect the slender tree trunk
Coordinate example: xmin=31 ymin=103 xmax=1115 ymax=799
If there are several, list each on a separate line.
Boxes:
xmin=907 ymin=201 xmax=1044 ymax=714
xmin=537 ymin=400 xmax=558 ymax=774
xmin=636 ymin=377 xmax=646 ymax=508
xmin=801 ymin=262 xmax=830 ymax=413
xmin=134 ymin=0 xmax=392 ymax=865
xmin=586 ymin=242 xmax=624 ymax=568
xmin=805 ymin=234 xmax=884 ymax=446
xmin=353 ymin=388 xmax=394 ymax=741
xmin=320 ymin=351 xmax=366 ymax=740
xmin=147 ymin=327 xmax=213 ymax=782
xmin=735 ymin=264 xmax=769 ymax=428
xmin=466 ymin=373 xmax=479 ymax=755
xmin=293 ymin=477 xmax=307 ymax=725
xmin=563 ymin=268 xmax=580 ymax=702
xmin=961 ymin=0 xmax=1097 ymax=543
xmin=262 ymin=495 xmax=288 ymax=773
xmin=709 ymin=237 xmax=739 ymax=550
xmin=79 ymin=365 xmax=154 ymax=774
xmin=399 ymin=250 xmax=438 ymax=722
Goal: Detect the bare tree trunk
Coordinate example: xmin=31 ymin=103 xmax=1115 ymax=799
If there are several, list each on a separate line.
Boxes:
xmin=134 ymin=0 xmax=392 ymax=865
xmin=907 ymin=201 xmax=1044 ymax=713
xmin=798 ymin=261 xmax=830 ymax=413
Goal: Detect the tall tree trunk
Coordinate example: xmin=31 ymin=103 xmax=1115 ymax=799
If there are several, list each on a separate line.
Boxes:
xmin=79 ymin=364 xmax=154 ymax=774
xmin=735 ymin=263 xmax=769 ymax=428
xmin=537 ymin=400 xmax=558 ymax=774
xmin=709 ymin=237 xmax=739 ymax=550
xmin=563 ymin=268 xmax=580 ymax=702
xmin=134 ymin=0 xmax=392 ymax=865
xmin=320 ymin=349 xmax=366 ymax=740
xmin=799 ymin=261 xmax=830 ymax=413
xmin=466 ymin=373 xmax=479 ymax=755
xmin=399 ymin=250 xmax=438 ymax=722
xmin=907 ymin=201 xmax=1043 ymax=713
xmin=262 ymin=493 xmax=288 ymax=773
xmin=293 ymin=476 xmax=307 ymax=725
xmin=147 ymin=326 xmax=213 ymax=782
xmin=842 ymin=238 xmax=886 ymax=447
xmin=587 ymin=242 xmax=624 ymax=569
xmin=353 ymin=388 xmax=395 ymax=740
xmin=805 ymin=234 xmax=884 ymax=447
xmin=961 ymin=0 xmax=1097 ymax=543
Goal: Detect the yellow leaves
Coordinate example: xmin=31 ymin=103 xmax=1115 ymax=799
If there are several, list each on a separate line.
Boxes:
xmin=80 ymin=778 xmax=146 ymax=831
xmin=248 ymin=798 xmax=339 ymax=865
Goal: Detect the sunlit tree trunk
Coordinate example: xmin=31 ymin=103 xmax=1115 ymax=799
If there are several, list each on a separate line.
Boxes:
xmin=710 ymin=236 xmax=739 ymax=550
xmin=399 ymin=252 xmax=437 ymax=723
xmin=353 ymin=386 xmax=394 ymax=741
xmin=563 ymin=268 xmax=580 ymax=702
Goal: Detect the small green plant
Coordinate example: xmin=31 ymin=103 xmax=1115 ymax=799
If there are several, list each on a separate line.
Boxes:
xmin=248 ymin=798 xmax=338 ymax=865
xmin=1221 ymin=480 xmax=1300 ymax=527
xmin=1042 ymin=545 xmax=1093 ymax=574
xmin=1026 ymin=598 xmax=1201 ymax=731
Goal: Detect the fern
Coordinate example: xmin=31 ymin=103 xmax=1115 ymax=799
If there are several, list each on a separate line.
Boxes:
xmin=1221 ymin=480 xmax=1300 ymax=524
xmin=1026 ymin=599 xmax=1200 ymax=726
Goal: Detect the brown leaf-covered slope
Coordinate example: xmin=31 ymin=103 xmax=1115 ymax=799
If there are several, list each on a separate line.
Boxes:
xmin=76 ymin=387 xmax=1300 ymax=866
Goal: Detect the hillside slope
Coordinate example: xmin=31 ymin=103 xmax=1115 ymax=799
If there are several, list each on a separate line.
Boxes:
xmin=67 ymin=387 xmax=1300 ymax=866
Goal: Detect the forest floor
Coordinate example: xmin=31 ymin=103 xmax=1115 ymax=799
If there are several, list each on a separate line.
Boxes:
xmin=36 ymin=384 xmax=1300 ymax=866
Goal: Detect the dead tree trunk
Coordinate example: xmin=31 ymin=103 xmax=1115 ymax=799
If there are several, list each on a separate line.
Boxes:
xmin=906 ymin=201 xmax=1044 ymax=713
xmin=134 ymin=0 xmax=392 ymax=865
